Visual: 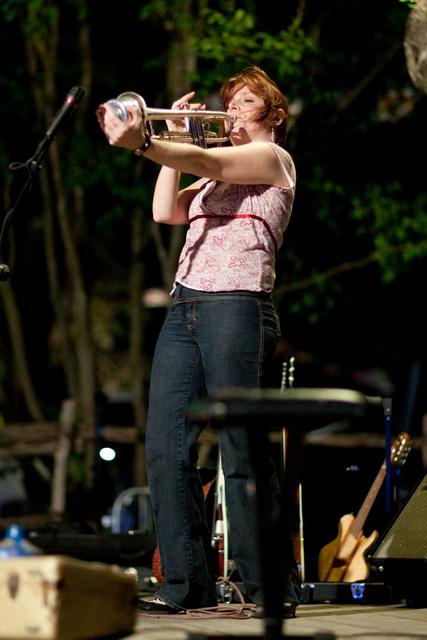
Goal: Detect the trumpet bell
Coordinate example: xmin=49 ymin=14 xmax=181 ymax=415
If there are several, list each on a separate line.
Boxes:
xmin=105 ymin=91 xmax=234 ymax=145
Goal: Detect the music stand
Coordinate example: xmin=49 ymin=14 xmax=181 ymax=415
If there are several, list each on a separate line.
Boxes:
xmin=188 ymin=387 xmax=382 ymax=640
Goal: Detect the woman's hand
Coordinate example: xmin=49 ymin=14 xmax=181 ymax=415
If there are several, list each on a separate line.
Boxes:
xmin=96 ymin=102 xmax=145 ymax=150
xmin=166 ymin=91 xmax=205 ymax=133
xmin=96 ymin=91 xmax=206 ymax=148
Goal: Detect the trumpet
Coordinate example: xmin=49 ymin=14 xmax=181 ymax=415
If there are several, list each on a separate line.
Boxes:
xmin=100 ymin=92 xmax=235 ymax=147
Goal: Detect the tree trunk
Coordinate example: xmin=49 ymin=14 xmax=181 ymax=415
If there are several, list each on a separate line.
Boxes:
xmin=24 ymin=3 xmax=97 ymax=487
xmin=0 ymin=157 xmax=44 ymax=422
xmin=0 ymin=282 xmax=44 ymax=422
xmin=129 ymin=168 xmax=149 ymax=485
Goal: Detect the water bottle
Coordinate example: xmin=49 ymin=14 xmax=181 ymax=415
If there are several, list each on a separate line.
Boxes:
xmin=0 ymin=524 xmax=43 ymax=559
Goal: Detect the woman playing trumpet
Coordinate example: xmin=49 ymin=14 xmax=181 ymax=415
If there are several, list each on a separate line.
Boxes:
xmin=97 ymin=65 xmax=300 ymax=616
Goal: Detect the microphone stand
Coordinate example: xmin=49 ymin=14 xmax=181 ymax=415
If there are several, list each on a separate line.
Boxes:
xmin=0 ymin=130 xmax=65 ymax=282
xmin=0 ymin=155 xmax=41 ymax=282
xmin=0 ymin=86 xmax=85 ymax=282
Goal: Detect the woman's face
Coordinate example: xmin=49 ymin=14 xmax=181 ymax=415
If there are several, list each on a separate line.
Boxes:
xmin=226 ymin=84 xmax=270 ymax=145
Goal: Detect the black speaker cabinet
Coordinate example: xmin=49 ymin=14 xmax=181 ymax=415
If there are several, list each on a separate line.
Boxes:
xmin=368 ymin=472 xmax=427 ymax=606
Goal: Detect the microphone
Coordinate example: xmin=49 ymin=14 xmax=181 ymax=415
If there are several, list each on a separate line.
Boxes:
xmin=32 ymin=86 xmax=85 ymax=165
xmin=45 ymin=86 xmax=86 ymax=139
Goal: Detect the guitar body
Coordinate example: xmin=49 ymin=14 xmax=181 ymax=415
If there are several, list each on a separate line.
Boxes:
xmin=318 ymin=513 xmax=354 ymax=582
xmin=342 ymin=529 xmax=378 ymax=582
xmin=318 ymin=513 xmax=378 ymax=582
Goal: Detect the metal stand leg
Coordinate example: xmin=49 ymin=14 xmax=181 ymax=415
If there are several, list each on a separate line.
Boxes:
xmin=252 ymin=430 xmax=336 ymax=640
xmin=383 ymin=398 xmax=393 ymax=516
xmin=212 ymin=452 xmax=232 ymax=593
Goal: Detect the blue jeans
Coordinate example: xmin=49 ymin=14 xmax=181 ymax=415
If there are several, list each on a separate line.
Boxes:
xmin=146 ymin=284 xmax=300 ymax=608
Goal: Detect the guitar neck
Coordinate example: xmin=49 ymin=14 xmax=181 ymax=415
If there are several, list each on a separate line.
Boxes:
xmin=349 ymin=461 xmax=386 ymax=539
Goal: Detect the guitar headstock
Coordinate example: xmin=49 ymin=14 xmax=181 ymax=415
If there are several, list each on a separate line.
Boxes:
xmin=281 ymin=356 xmax=296 ymax=392
xmin=391 ymin=431 xmax=412 ymax=467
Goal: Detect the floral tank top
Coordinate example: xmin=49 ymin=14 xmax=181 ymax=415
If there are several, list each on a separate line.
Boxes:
xmin=174 ymin=144 xmax=295 ymax=293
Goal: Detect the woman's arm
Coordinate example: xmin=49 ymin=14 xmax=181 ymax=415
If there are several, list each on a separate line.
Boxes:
xmin=145 ymin=139 xmax=289 ymax=188
xmin=99 ymin=105 xmax=290 ymax=188
xmin=152 ymin=168 xmax=208 ymax=224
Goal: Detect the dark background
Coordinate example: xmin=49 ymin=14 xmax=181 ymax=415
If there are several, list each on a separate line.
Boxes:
xmin=0 ymin=1 xmax=425 ymax=580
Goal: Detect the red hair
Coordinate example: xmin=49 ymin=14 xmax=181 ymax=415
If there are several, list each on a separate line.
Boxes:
xmin=220 ymin=66 xmax=289 ymax=146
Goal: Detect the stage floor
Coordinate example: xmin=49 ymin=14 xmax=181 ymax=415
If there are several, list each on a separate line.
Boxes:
xmin=126 ymin=602 xmax=427 ymax=639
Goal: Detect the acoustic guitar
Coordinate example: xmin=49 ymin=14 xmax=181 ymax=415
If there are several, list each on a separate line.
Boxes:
xmin=317 ymin=431 xmax=412 ymax=583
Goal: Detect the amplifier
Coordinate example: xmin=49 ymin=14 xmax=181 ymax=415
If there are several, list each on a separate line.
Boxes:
xmin=367 ymin=472 xmax=427 ymax=606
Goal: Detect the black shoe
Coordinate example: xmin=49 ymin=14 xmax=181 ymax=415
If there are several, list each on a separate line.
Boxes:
xmin=254 ymin=601 xmax=297 ymax=619
xmin=139 ymin=596 xmax=186 ymax=614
